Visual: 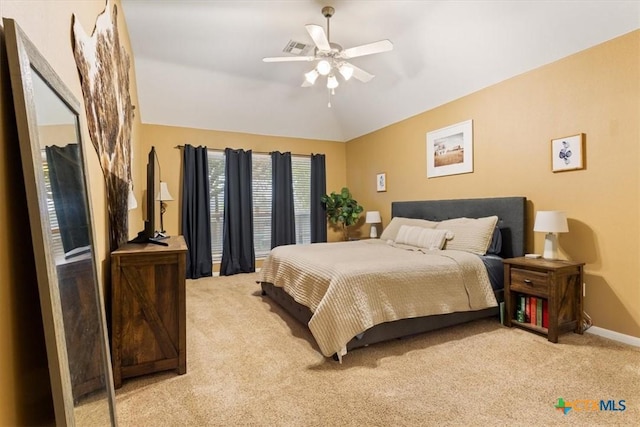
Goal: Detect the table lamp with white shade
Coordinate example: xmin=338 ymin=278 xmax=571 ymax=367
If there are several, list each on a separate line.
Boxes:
xmin=365 ymin=211 xmax=382 ymax=238
xmin=533 ymin=210 xmax=569 ymax=260
xmin=156 ymin=181 xmax=174 ymax=235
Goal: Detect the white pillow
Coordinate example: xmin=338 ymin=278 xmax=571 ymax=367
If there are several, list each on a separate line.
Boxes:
xmin=395 ymin=225 xmax=453 ymax=250
xmin=436 ymin=216 xmax=499 ymax=255
xmin=379 ymin=217 xmax=438 ymax=242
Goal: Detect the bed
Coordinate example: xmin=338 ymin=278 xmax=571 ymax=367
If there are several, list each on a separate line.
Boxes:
xmin=259 ymin=196 xmax=526 ymax=360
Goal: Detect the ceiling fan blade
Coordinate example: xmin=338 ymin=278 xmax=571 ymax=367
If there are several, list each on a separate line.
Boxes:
xmin=347 ymin=63 xmax=375 ymax=83
xmin=305 ymin=24 xmax=331 ymax=51
xmin=263 ymin=56 xmax=316 ymax=63
xmin=301 ymin=79 xmax=313 ymax=88
xmin=341 ymin=40 xmax=393 ymax=59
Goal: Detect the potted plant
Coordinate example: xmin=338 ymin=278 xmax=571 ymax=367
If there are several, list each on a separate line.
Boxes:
xmin=321 ymin=187 xmax=364 ymax=241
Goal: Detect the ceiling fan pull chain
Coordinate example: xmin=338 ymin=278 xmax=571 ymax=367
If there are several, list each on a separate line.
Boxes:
xmin=328 ymin=88 xmax=332 ymax=108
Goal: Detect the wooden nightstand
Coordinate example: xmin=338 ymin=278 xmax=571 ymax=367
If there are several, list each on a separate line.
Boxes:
xmin=503 ymin=257 xmax=584 ymax=343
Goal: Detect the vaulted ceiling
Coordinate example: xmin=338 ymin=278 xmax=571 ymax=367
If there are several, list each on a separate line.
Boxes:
xmin=121 ymin=1 xmax=639 ymax=142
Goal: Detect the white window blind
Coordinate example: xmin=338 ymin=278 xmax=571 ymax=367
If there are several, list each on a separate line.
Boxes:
xmin=252 ymin=154 xmax=272 ymax=258
xmin=208 ymin=151 xmax=225 ymax=262
xmin=292 ymin=156 xmax=311 ymax=244
xmin=42 ymin=150 xmax=65 ymax=259
xmin=207 ymin=150 xmax=312 ymax=262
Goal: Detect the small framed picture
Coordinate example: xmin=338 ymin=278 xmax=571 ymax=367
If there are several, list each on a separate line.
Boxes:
xmin=552 ymin=133 xmax=585 ymax=172
xmin=376 ymin=173 xmax=386 ymax=192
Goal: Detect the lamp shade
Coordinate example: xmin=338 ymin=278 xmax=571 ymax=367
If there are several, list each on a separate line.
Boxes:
xmin=338 ymin=63 xmax=354 ymax=81
xmin=156 ymin=182 xmax=174 ymax=201
xmin=365 ymin=211 xmax=382 ymax=224
xmin=304 ymin=69 xmax=319 ymax=85
xmin=127 ymin=187 xmax=138 ymax=210
xmin=316 ymin=60 xmax=331 ymax=76
xmin=326 ymin=74 xmax=339 ymax=89
xmin=533 ymin=211 xmax=568 ymax=233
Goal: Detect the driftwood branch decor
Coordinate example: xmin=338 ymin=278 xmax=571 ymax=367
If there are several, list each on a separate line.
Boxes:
xmin=72 ymin=0 xmax=133 ymax=251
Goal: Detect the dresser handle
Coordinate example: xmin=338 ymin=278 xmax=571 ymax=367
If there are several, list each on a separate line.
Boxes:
xmin=524 ymin=279 xmax=533 ymax=285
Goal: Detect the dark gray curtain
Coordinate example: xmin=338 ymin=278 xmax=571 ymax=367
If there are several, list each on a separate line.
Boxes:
xmin=310 ymin=153 xmax=327 ymax=243
xmin=220 ymin=148 xmax=255 ymax=275
xmin=270 ymin=151 xmax=296 ymax=249
xmin=45 ymin=144 xmax=90 ymax=253
xmin=181 ymin=144 xmax=212 ymax=279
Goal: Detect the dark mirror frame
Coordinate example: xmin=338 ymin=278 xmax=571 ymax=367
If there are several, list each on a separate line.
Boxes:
xmin=3 ymin=18 xmax=117 ymax=426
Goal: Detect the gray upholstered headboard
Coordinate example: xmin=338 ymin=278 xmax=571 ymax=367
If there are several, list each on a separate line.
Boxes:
xmin=391 ymin=196 xmax=526 ymax=258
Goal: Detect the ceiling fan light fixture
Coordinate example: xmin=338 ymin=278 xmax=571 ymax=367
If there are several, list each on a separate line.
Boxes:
xmin=338 ymin=64 xmax=354 ymax=81
xmin=304 ymin=69 xmax=319 ymax=85
xmin=327 ymin=74 xmax=339 ymax=89
xmin=317 ymin=60 xmax=332 ymax=76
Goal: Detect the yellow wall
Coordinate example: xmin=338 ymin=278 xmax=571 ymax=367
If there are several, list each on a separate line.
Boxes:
xmin=0 ymin=1 xmax=141 ymax=424
xmin=137 ymin=124 xmax=348 ymax=251
xmin=346 ymin=30 xmax=640 ymax=339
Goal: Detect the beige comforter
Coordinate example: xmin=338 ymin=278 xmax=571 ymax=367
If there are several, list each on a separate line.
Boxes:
xmin=258 ymin=240 xmax=497 ymax=357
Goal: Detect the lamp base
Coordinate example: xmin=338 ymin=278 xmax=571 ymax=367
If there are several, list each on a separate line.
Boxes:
xmin=542 ymin=232 xmax=559 ymax=260
xmin=369 ymin=225 xmax=378 ymax=239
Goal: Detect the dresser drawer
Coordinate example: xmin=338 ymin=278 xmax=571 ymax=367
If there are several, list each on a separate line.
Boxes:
xmin=510 ymin=268 xmax=549 ymax=296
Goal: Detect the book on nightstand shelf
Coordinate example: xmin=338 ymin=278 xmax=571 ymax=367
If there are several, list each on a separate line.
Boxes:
xmin=537 ymin=298 xmax=543 ymax=327
xmin=514 ymin=293 xmax=549 ymax=329
xmin=530 ymin=297 xmax=537 ymax=326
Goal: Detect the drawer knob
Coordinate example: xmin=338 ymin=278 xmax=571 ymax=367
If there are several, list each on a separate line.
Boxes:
xmin=524 ymin=279 xmax=533 ymax=285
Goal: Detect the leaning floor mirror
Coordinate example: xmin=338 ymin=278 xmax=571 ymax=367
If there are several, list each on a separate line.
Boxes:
xmin=3 ymin=18 xmax=117 ymax=426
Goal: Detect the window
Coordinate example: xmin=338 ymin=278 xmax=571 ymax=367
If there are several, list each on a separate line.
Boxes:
xmin=291 ymin=156 xmax=311 ymax=245
xmin=42 ymin=150 xmax=65 ymax=259
xmin=252 ymin=154 xmax=272 ymax=258
xmin=208 ymin=150 xmax=311 ymax=262
xmin=208 ymin=151 xmax=225 ymax=262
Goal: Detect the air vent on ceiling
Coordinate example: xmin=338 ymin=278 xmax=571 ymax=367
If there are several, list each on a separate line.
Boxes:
xmin=282 ymin=40 xmax=314 ymax=56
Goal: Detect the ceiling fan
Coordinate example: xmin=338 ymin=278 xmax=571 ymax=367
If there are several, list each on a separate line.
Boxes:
xmin=263 ymin=5 xmax=393 ymax=106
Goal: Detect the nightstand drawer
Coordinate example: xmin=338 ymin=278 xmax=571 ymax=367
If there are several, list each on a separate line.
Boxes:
xmin=510 ymin=268 xmax=548 ymax=296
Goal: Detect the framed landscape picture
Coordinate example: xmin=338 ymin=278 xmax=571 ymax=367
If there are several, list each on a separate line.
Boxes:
xmin=426 ymin=119 xmax=473 ymax=178
xmin=552 ymin=133 xmax=585 ymax=172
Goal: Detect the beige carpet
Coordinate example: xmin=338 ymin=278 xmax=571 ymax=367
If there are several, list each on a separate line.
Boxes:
xmin=112 ymin=273 xmax=639 ymax=426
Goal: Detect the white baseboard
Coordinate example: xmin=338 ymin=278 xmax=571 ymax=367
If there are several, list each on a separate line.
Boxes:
xmin=586 ymin=326 xmax=640 ymax=348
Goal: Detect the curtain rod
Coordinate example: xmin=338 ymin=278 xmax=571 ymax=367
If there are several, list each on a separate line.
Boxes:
xmin=173 ymin=145 xmax=314 ymax=157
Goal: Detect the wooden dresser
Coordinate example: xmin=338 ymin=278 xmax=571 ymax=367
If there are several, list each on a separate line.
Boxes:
xmin=110 ymin=235 xmax=188 ymax=388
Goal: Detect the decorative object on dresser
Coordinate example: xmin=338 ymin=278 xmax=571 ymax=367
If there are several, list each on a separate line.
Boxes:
xmin=365 ymin=211 xmax=382 ymax=238
xmin=533 ymin=210 xmax=569 ymax=260
xmin=110 ymin=235 xmax=188 ymax=388
xmin=503 ymin=257 xmax=584 ymax=343
xmin=156 ymin=181 xmax=174 ymax=236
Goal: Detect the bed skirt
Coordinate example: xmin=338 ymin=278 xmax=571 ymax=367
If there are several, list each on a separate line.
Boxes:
xmin=261 ymin=281 xmax=502 ymax=357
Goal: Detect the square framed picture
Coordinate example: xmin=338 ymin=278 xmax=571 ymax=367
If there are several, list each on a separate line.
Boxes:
xmin=552 ymin=133 xmax=585 ymax=172
xmin=376 ymin=172 xmax=386 ymax=192
xmin=426 ymin=119 xmax=473 ymax=178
